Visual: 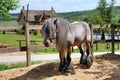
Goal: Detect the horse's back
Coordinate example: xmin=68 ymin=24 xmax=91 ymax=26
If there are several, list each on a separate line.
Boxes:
xmin=71 ymin=22 xmax=91 ymax=42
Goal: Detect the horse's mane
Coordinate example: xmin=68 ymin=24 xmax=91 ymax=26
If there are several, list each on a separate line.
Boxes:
xmin=56 ymin=18 xmax=72 ymax=48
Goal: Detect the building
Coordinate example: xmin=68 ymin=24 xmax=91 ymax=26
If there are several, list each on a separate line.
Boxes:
xmin=17 ymin=7 xmax=57 ymax=25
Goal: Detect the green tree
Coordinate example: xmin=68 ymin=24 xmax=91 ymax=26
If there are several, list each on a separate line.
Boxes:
xmin=85 ymin=13 xmax=105 ymax=24
xmin=97 ymin=0 xmax=107 ymax=23
xmin=107 ymin=0 xmax=115 ymax=23
xmin=0 ymin=0 xmax=19 ymax=18
xmin=70 ymin=18 xmax=82 ymax=23
xmin=97 ymin=0 xmax=115 ymax=24
xmin=118 ymin=18 xmax=120 ymax=24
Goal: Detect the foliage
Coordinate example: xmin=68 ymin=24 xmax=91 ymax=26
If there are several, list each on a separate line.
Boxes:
xmin=118 ymin=18 xmax=120 ymax=24
xmin=14 ymin=30 xmax=21 ymax=34
xmin=0 ymin=0 xmax=19 ymax=18
xmin=58 ymin=6 xmax=120 ymax=24
xmin=96 ymin=0 xmax=115 ymax=24
xmin=97 ymin=0 xmax=108 ymax=23
xmin=84 ymin=12 xmax=105 ymax=24
xmin=111 ymin=17 xmax=120 ymax=25
xmin=70 ymin=18 xmax=82 ymax=23
xmin=101 ymin=31 xmax=105 ymax=40
xmin=58 ymin=10 xmax=91 ymax=21
xmin=107 ymin=0 xmax=115 ymax=23
xmin=33 ymin=30 xmax=38 ymax=36
xmin=14 ymin=29 xmax=24 ymax=35
xmin=2 ymin=30 xmax=6 ymax=34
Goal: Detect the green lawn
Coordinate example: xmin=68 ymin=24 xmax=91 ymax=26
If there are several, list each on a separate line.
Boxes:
xmin=0 ymin=21 xmax=18 ymax=25
xmin=0 ymin=61 xmax=42 ymax=71
xmin=93 ymin=43 xmax=120 ymax=52
xmin=0 ymin=33 xmax=43 ymax=47
xmin=0 ymin=33 xmax=120 ymax=52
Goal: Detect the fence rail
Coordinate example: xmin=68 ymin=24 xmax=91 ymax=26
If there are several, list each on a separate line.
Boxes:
xmin=0 ymin=25 xmax=42 ymax=30
xmin=0 ymin=45 xmax=55 ymax=53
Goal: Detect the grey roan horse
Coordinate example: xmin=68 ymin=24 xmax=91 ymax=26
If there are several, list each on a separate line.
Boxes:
xmin=42 ymin=18 xmax=93 ymax=74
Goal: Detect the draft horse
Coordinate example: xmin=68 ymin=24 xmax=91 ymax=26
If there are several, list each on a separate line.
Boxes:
xmin=42 ymin=18 xmax=93 ymax=74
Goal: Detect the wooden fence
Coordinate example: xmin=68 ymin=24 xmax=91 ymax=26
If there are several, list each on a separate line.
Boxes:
xmin=0 ymin=24 xmax=120 ymax=66
xmin=0 ymin=24 xmax=55 ymax=66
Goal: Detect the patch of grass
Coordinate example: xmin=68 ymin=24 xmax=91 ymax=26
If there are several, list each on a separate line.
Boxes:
xmin=33 ymin=43 xmax=120 ymax=54
xmin=0 ymin=33 xmax=25 ymax=47
xmin=0 ymin=33 xmax=43 ymax=47
xmin=32 ymin=48 xmax=58 ymax=53
xmin=0 ymin=63 xmax=25 ymax=71
xmin=0 ymin=33 xmax=120 ymax=53
xmin=32 ymin=48 xmax=80 ymax=54
xmin=0 ymin=64 xmax=9 ymax=71
xmin=0 ymin=61 xmax=42 ymax=71
xmin=0 ymin=21 xmax=18 ymax=25
xmin=93 ymin=43 xmax=120 ymax=52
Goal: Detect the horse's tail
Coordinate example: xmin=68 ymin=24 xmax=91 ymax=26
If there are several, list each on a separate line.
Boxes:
xmin=84 ymin=22 xmax=91 ymax=43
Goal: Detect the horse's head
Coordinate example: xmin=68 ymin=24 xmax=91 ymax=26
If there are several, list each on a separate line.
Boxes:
xmin=42 ymin=18 xmax=57 ymax=47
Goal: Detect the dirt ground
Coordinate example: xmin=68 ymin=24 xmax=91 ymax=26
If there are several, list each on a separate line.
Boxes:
xmin=0 ymin=53 xmax=120 ymax=80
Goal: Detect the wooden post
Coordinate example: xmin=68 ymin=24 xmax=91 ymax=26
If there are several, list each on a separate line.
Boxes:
xmin=96 ymin=41 xmax=98 ymax=51
xmin=25 ymin=4 xmax=31 ymax=66
xmin=25 ymin=24 xmax=31 ymax=66
xmin=18 ymin=40 xmax=21 ymax=48
xmin=111 ymin=24 xmax=115 ymax=54
xmin=117 ymin=28 xmax=120 ymax=50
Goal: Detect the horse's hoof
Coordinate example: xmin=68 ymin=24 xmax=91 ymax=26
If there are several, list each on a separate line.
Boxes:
xmin=59 ymin=69 xmax=75 ymax=75
xmin=66 ymin=68 xmax=75 ymax=74
xmin=59 ymin=65 xmax=75 ymax=74
xmin=58 ymin=66 xmax=63 ymax=72
xmin=85 ymin=56 xmax=93 ymax=68
xmin=80 ymin=55 xmax=87 ymax=65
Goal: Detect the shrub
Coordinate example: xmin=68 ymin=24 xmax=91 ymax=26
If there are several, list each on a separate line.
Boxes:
xmin=33 ymin=30 xmax=38 ymax=36
xmin=101 ymin=31 xmax=105 ymax=40
xmin=3 ymin=30 xmax=6 ymax=34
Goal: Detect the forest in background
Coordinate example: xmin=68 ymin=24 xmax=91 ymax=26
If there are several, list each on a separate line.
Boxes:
xmin=58 ymin=6 xmax=120 ymax=24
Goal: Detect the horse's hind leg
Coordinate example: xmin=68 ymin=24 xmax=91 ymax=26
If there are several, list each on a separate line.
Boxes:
xmin=78 ymin=44 xmax=87 ymax=65
xmin=84 ymin=40 xmax=93 ymax=68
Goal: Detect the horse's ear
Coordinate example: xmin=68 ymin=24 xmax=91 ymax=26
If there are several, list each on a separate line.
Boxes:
xmin=54 ymin=19 xmax=57 ymax=25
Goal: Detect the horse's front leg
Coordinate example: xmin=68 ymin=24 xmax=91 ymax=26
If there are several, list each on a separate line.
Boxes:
xmin=58 ymin=48 xmax=75 ymax=74
xmin=58 ymin=51 xmax=68 ymax=73
xmin=58 ymin=52 xmax=64 ymax=72
xmin=66 ymin=47 xmax=75 ymax=74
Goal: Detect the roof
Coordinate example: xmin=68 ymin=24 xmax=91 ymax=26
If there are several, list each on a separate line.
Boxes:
xmin=17 ymin=7 xmax=57 ymax=22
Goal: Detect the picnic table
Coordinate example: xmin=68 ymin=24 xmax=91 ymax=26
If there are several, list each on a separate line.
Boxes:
xmin=16 ymin=40 xmax=43 ymax=48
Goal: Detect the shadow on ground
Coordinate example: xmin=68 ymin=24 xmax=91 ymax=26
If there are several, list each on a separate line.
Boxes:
xmin=10 ymin=62 xmax=60 ymax=80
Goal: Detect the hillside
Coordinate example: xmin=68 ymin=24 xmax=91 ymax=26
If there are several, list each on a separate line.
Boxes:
xmin=58 ymin=6 xmax=120 ymax=20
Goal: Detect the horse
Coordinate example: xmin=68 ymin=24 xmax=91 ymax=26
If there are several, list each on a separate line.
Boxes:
xmin=42 ymin=18 xmax=93 ymax=74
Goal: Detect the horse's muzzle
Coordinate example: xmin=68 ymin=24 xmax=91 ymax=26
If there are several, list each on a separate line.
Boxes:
xmin=43 ymin=40 xmax=50 ymax=47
